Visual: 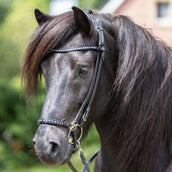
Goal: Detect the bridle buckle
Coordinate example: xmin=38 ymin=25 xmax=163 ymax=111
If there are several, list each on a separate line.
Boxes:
xmin=68 ymin=122 xmax=83 ymax=145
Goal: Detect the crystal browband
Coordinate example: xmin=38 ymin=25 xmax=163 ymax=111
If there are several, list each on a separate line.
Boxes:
xmin=52 ymin=46 xmax=100 ymax=53
xmin=38 ymin=119 xmax=71 ymax=128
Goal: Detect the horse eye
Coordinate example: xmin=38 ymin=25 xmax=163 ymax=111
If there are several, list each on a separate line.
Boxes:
xmin=79 ymin=66 xmax=89 ymax=75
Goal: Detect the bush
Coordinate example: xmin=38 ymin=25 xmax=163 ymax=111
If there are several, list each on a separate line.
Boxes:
xmin=0 ymin=77 xmax=45 ymax=169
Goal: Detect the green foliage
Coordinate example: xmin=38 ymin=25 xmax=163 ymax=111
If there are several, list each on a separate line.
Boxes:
xmin=79 ymin=0 xmax=109 ymax=9
xmin=0 ymin=0 xmax=11 ymax=25
xmin=0 ymin=77 xmax=45 ymax=169
xmin=0 ymin=0 xmax=50 ymax=78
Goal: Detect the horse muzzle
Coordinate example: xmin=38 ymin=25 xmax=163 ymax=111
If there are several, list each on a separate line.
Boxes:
xmin=32 ymin=124 xmax=74 ymax=165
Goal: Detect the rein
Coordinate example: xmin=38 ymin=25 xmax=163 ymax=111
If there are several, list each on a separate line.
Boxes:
xmin=38 ymin=10 xmax=105 ymax=172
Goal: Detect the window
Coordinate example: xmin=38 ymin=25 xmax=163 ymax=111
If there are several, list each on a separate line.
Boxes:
xmin=156 ymin=2 xmax=171 ymax=26
xmin=157 ymin=2 xmax=170 ymax=18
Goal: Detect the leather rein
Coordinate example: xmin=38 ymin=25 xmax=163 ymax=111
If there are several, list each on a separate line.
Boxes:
xmin=38 ymin=10 xmax=105 ymax=172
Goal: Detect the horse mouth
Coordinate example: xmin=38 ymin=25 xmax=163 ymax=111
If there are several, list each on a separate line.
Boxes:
xmin=40 ymin=156 xmax=69 ymax=166
xmin=36 ymin=150 xmax=71 ymax=166
xmin=34 ymin=141 xmax=75 ymax=166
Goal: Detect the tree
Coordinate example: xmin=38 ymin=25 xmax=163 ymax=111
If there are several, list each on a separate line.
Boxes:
xmin=0 ymin=0 xmax=50 ymax=78
xmin=0 ymin=0 xmax=11 ymax=25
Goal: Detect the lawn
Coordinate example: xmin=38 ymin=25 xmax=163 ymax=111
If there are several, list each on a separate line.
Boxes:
xmin=1 ymin=159 xmax=95 ymax=172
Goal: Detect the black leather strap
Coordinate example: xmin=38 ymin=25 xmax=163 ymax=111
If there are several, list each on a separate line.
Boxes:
xmin=52 ymin=46 xmax=99 ymax=53
xmin=81 ymin=151 xmax=99 ymax=172
xmin=67 ymin=161 xmax=78 ymax=172
xmin=80 ymin=151 xmax=90 ymax=172
xmin=38 ymin=119 xmax=71 ymax=128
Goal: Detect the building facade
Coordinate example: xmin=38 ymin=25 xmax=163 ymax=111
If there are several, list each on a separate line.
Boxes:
xmin=102 ymin=0 xmax=172 ymax=46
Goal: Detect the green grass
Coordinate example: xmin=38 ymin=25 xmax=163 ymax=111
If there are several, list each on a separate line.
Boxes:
xmin=1 ymin=157 xmax=95 ymax=172
xmin=1 ymin=165 xmax=69 ymax=172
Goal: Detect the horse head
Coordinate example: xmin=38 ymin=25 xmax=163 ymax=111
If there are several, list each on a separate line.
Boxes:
xmin=30 ymin=7 xmax=113 ymax=166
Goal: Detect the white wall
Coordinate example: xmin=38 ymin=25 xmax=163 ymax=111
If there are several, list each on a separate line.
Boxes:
xmin=50 ymin=0 xmax=78 ymax=15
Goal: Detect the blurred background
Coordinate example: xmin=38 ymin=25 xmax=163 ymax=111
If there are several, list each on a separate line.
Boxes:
xmin=0 ymin=0 xmax=171 ymax=171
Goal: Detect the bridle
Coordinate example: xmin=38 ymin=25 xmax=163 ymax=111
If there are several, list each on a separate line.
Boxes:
xmin=38 ymin=10 xmax=105 ymax=172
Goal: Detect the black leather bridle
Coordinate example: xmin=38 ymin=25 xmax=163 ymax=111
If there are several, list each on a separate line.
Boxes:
xmin=38 ymin=10 xmax=105 ymax=172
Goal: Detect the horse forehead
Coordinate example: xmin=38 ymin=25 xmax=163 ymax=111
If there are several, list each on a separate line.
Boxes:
xmin=52 ymin=53 xmax=76 ymax=71
xmin=62 ymin=33 xmax=86 ymax=49
xmin=41 ymin=32 xmax=96 ymax=73
xmin=52 ymin=51 xmax=94 ymax=68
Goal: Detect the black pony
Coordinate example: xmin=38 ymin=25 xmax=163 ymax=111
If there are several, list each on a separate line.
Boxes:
xmin=22 ymin=7 xmax=172 ymax=172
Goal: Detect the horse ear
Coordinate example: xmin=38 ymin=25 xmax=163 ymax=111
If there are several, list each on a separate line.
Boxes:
xmin=72 ymin=6 xmax=92 ymax=35
xmin=34 ymin=9 xmax=52 ymax=25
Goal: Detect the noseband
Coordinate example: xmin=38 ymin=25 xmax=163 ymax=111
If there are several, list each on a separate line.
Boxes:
xmin=38 ymin=10 xmax=104 ymax=172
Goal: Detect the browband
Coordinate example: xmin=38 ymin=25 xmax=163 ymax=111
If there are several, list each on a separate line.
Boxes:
xmin=52 ymin=46 xmax=99 ymax=53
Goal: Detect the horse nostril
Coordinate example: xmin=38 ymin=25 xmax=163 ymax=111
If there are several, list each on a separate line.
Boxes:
xmin=32 ymin=138 xmax=36 ymax=145
xmin=49 ymin=142 xmax=59 ymax=157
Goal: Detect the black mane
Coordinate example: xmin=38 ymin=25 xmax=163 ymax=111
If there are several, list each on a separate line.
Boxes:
xmin=106 ymin=15 xmax=172 ymax=172
xmin=22 ymin=11 xmax=78 ymax=97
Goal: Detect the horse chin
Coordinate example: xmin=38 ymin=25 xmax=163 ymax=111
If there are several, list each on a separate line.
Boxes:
xmin=37 ymin=143 xmax=74 ymax=166
xmin=38 ymin=153 xmax=69 ymax=166
xmin=39 ymin=157 xmax=68 ymax=166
